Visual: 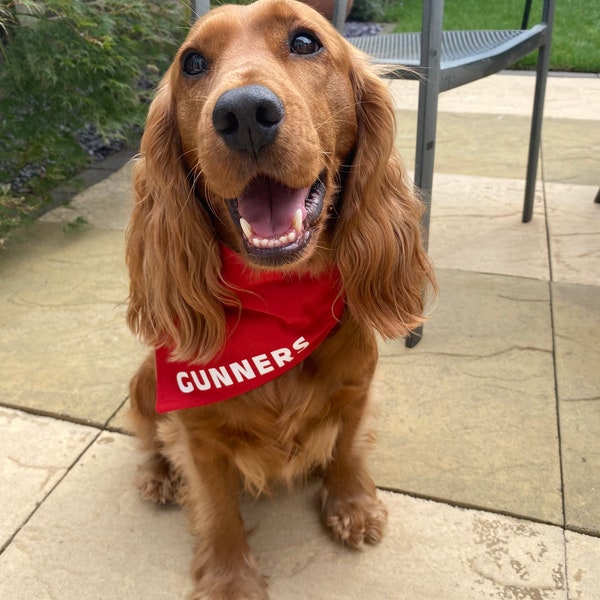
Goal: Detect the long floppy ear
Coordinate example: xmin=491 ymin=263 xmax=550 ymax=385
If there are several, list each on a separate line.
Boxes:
xmin=333 ymin=53 xmax=436 ymax=339
xmin=126 ymin=76 xmax=229 ymax=363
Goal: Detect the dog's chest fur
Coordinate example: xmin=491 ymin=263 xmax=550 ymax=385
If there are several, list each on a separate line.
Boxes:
xmin=160 ymin=321 xmax=377 ymax=495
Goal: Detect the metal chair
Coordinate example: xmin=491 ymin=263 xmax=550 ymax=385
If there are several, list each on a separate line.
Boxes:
xmin=335 ymin=0 xmax=555 ymax=346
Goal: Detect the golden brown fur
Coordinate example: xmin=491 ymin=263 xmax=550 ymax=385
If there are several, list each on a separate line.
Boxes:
xmin=126 ymin=1 xmax=435 ymax=597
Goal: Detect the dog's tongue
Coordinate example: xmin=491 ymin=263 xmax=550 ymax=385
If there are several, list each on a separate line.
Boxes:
xmin=237 ymin=176 xmax=308 ymax=238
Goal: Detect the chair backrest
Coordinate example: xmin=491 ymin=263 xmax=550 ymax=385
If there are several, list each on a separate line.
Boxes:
xmin=332 ymin=0 xmax=349 ymax=32
xmin=191 ymin=0 xmax=210 ymax=22
xmin=521 ymin=0 xmax=534 ymax=28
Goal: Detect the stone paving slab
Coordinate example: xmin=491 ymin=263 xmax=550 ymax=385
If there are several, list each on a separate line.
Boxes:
xmin=375 ymin=269 xmax=562 ymax=525
xmin=394 ymin=109 xmax=600 ymax=187
xmin=389 ymin=74 xmax=600 ymax=121
xmin=48 ymin=149 xmax=137 ymax=206
xmin=561 ymin=398 xmax=600 ymax=536
xmin=428 ymin=173 xmax=549 ymax=280
xmin=0 ymin=429 xmax=192 ymax=600
xmin=546 ymin=182 xmax=600 ymax=287
xmin=553 ymin=282 xmax=600 ymax=535
xmin=1 ymin=427 xmax=589 ymax=600
xmin=566 ymin=531 xmax=600 ymax=600
xmin=42 ymin=162 xmax=134 ymax=231
xmin=0 ymin=221 xmax=145 ymax=426
xmin=542 ymin=118 xmax=600 ymax=186
xmin=0 ymin=408 xmax=98 ymax=549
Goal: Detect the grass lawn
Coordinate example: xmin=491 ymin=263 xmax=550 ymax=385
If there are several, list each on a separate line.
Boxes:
xmin=216 ymin=0 xmax=600 ymax=72
xmin=384 ymin=0 xmax=600 ymax=73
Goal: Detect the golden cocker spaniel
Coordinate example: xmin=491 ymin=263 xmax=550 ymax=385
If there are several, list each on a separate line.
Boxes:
xmin=126 ymin=0 xmax=435 ymax=597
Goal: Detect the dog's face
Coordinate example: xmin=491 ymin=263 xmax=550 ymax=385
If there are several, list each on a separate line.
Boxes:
xmin=170 ymin=0 xmax=359 ymax=267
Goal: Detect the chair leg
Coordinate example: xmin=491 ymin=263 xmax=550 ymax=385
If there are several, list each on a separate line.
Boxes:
xmin=413 ymin=0 xmax=443 ymax=251
xmin=522 ymin=36 xmax=553 ymax=222
xmin=406 ymin=0 xmax=443 ymax=349
xmin=405 ymin=325 xmax=423 ymax=349
xmin=407 ymin=80 xmax=438 ymax=349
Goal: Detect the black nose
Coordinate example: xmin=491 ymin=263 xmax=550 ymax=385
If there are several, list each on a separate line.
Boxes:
xmin=212 ymin=85 xmax=285 ymax=154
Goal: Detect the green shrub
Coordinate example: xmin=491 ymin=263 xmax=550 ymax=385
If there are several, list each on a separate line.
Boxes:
xmin=349 ymin=0 xmax=390 ymax=22
xmin=0 ymin=0 xmax=186 ymax=199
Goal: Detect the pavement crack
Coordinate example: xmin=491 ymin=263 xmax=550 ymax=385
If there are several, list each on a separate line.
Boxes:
xmin=6 ymin=455 xmax=63 ymax=492
xmin=382 ymin=346 xmax=551 ymax=360
xmin=562 ymin=396 xmax=600 ymax=403
xmin=496 ymin=294 xmax=547 ymax=303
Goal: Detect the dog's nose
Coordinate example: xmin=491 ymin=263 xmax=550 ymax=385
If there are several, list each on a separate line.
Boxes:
xmin=212 ymin=85 xmax=284 ymax=154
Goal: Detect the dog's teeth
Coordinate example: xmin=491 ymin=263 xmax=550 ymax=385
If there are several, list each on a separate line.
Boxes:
xmin=292 ymin=208 xmax=303 ymax=233
xmin=240 ymin=218 xmax=253 ymax=239
xmin=246 ymin=222 xmax=300 ymax=250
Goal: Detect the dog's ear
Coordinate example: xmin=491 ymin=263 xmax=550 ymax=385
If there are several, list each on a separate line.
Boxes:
xmin=126 ymin=77 xmax=229 ymax=363
xmin=333 ymin=53 xmax=435 ymax=339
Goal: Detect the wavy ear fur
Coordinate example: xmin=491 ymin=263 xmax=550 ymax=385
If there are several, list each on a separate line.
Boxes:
xmin=333 ymin=54 xmax=436 ymax=338
xmin=126 ymin=78 xmax=229 ymax=363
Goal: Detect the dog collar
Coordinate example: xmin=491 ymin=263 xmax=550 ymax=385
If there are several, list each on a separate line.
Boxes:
xmin=155 ymin=244 xmax=344 ymax=412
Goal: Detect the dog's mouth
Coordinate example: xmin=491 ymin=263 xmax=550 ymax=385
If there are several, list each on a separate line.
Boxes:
xmin=228 ymin=174 xmax=326 ymax=264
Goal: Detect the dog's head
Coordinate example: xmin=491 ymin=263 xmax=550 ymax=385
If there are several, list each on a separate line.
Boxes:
xmin=127 ymin=0 xmax=434 ymax=362
xmin=174 ymin=0 xmax=360 ymax=267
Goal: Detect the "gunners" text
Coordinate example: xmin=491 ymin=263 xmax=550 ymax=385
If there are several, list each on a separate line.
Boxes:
xmin=175 ymin=336 xmax=310 ymax=394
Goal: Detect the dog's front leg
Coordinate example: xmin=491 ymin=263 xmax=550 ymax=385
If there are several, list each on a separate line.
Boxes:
xmin=161 ymin=417 xmax=267 ymax=600
xmin=320 ymin=385 xmax=388 ymax=549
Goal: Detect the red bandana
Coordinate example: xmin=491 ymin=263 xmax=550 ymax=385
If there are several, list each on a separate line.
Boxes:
xmin=155 ymin=245 xmax=345 ymax=413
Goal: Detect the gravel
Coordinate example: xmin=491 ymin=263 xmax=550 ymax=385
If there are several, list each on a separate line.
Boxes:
xmin=2 ymin=124 xmax=140 ymax=196
xmin=344 ymin=21 xmax=383 ymax=37
xmin=76 ymin=125 xmax=129 ymax=163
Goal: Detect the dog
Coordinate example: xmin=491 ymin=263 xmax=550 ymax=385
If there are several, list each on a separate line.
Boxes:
xmin=126 ymin=0 xmax=435 ymax=597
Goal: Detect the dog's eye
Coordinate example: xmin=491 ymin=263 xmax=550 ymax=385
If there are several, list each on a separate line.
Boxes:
xmin=182 ymin=51 xmax=209 ymax=76
xmin=290 ymin=33 xmax=321 ymax=56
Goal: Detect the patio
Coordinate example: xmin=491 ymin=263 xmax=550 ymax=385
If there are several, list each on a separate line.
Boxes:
xmin=1 ymin=71 xmax=599 ymax=598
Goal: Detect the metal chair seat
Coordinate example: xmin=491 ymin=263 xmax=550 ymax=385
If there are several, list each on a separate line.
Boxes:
xmin=348 ymin=26 xmax=544 ymax=77
xmin=348 ymin=27 xmax=547 ymax=92
xmin=350 ymin=30 xmax=527 ymax=64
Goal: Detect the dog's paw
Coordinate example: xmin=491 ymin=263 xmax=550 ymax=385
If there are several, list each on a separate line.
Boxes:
xmin=321 ymin=487 xmax=388 ymax=548
xmin=135 ymin=460 xmax=181 ymax=505
xmin=136 ymin=470 xmax=178 ymax=504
